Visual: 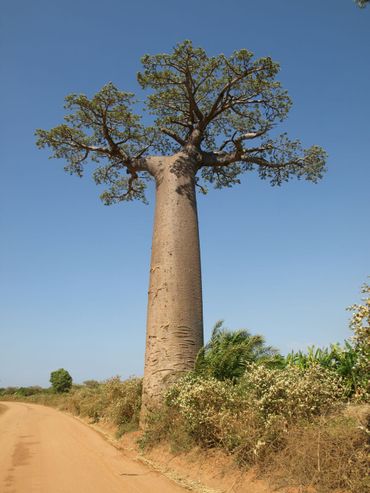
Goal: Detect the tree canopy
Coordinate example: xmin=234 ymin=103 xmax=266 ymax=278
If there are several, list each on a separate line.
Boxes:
xmin=50 ymin=368 xmax=73 ymax=393
xmin=36 ymin=41 xmax=327 ymax=204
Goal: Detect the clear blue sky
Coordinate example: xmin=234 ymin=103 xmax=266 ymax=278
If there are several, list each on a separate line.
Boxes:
xmin=1 ymin=0 xmax=369 ymax=387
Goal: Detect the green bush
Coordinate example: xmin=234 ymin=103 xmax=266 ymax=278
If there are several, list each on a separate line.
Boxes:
xmin=0 ymin=387 xmax=18 ymax=396
xmin=15 ymin=386 xmax=43 ymax=397
xmin=50 ymin=368 xmax=73 ymax=393
xmin=284 ymin=342 xmax=365 ymax=398
xmin=66 ymin=377 xmax=142 ymax=431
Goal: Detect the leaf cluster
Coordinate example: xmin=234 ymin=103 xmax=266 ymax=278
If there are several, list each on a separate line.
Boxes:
xmin=195 ymin=320 xmax=280 ymax=381
xmin=36 ymin=83 xmax=155 ymax=204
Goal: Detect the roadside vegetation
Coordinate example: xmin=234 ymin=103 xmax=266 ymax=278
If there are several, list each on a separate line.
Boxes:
xmin=1 ymin=283 xmax=369 ymax=492
xmin=0 ymin=377 xmax=142 ymax=438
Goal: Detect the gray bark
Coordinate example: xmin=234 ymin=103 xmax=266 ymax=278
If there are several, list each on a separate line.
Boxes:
xmin=141 ymin=153 xmax=204 ymax=421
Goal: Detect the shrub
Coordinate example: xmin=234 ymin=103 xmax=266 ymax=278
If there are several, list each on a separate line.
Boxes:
xmin=143 ymin=365 xmax=346 ymax=466
xmin=0 ymin=387 xmax=18 ymax=396
xmin=15 ymin=386 xmax=43 ymax=397
xmin=50 ymin=368 xmax=73 ymax=393
xmin=67 ymin=386 xmax=105 ymax=420
xmin=61 ymin=376 xmax=142 ymax=427
xmin=240 ymin=363 xmax=345 ymax=422
xmin=103 ymin=376 xmax=142 ymax=426
xmin=166 ymin=374 xmax=244 ymax=447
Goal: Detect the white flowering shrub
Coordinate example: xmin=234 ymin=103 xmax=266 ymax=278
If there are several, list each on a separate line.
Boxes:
xmin=166 ymin=374 xmax=244 ymax=446
xmin=159 ymin=365 xmax=345 ymax=463
xmin=240 ymin=363 xmax=344 ymax=422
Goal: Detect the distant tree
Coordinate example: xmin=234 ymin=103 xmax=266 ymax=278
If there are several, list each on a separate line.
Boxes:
xmin=195 ymin=321 xmax=280 ymax=381
xmin=355 ymin=0 xmax=369 ymax=7
xmin=37 ymin=41 xmax=327 ymax=417
xmin=50 ymin=368 xmax=73 ymax=393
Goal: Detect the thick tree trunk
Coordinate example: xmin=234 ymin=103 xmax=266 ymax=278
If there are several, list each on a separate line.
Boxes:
xmin=141 ymin=154 xmax=204 ymax=421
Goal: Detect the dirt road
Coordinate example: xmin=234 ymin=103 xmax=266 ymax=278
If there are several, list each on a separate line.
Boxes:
xmin=0 ymin=401 xmax=187 ymax=493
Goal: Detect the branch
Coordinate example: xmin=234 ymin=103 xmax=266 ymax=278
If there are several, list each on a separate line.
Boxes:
xmin=182 ymin=53 xmax=205 ymax=124
xmin=202 ymin=66 xmax=266 ymax=127
xmin=235 ymin=128 xmax=270 ymax=143
xmin=159 ymin=127 xmax=186 ymax=146
xmin=201 ymin=150 xmax=302 ymax=169
xmin=167 ymin=118 xmax=193 ymax=128
xmin=62 ymin=128 xmax=110 ymax=155
xmin=201 ymin=150 xmax=241 ymax=167
xmin=195 ymin=179 xmax=207 ymax=194
xmin=101 ymin=111 xmax=129 ymax=160
xmin=242 ymin=155 xmax=293 ymax=169
xmin=108 ymin=174 xmax=141 ymax=201
xmin=217 ymin=128 xmax=270 ymax=153
xmin=218 ymin=131 xmax=238 ymax=152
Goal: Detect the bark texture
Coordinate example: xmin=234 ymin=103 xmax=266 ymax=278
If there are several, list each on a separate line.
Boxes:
xmin=141 ymin=154 xmax=204 ymax=419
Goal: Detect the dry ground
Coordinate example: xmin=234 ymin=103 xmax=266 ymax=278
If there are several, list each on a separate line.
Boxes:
xmin=0 ymin=401 xmax=189 ymax=493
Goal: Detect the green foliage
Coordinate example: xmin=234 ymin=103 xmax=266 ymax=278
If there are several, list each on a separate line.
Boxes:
xmin=284 ymin=343 xmax=360 ymax=396
xmin=6 ymin=377 xmax=142 ymax=433
xmin=71 ymin=377 xmax=142 ymax=429
xmin=356 ymin=0 xmax=369 ymax=7
xmin=36 ymin=41 xmax=327 ymax=204
xmin=138 ymin=42 xmax=290 ymax=151
xmin=283 ymin=282 xmax=370 ymax=399
xmin=15 ymin=386 xmax=43 ymax=397
xmin=50 ymin=368 xmax=73 ymax=393
xmin=36 ymin=83 xmax=154 ymax=204
xmin=195 ymin=320 xmax=281 ymax=381
xmin=0 ymin=387 xmax=18 ymax=396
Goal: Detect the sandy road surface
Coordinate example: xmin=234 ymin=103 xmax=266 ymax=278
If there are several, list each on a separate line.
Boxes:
xmin=0 ymin=402 xmax=187 ymax=493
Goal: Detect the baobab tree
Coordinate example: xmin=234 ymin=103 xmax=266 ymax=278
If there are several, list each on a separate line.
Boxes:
xmin=36 ymin=41 xmax=327 ymax=418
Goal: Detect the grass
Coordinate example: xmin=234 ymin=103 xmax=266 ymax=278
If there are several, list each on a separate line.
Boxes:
xmin=267 ymin=413 xmax=370 ymax=493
